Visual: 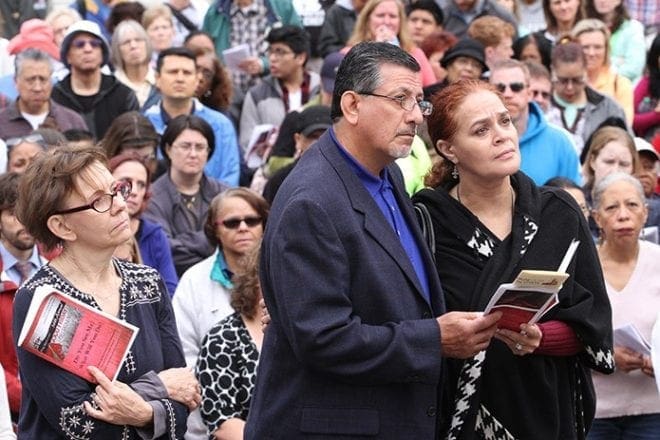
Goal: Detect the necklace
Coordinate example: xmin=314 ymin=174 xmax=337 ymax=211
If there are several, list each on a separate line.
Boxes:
xmin=180 ymin=192 xmax=197 ymax=210
xmin=456 ymin=184 xmax=516 ymax=215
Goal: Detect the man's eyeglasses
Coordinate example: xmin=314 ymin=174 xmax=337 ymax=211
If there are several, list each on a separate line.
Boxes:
xmin=531 ymin=90 xmax=551 ymax=99
xmin=5 ymin=134 xmax=46 ymax=149
xmin=53 ymin=181 xmax=132 ymax=215
xmin=267 ymin=47 xmax=295 ymax=58
xmin=171 ymin=142 xmax=209 ymax=154
xmin=216 ymin=216 xmax=262 ymax=229
xmin=71 ymin=38 xmax=103 ymax=49
xmin=358 ymin=92 xmax=433 ymax=116
xmin=552 ymin=76 xmax=585 ymax=87
xmin=494 ymin=82 xmax=526 ymax=93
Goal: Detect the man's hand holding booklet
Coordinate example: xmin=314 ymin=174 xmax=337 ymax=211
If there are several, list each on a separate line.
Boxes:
xmin=484 ymin=239 xmax=580 ymax=331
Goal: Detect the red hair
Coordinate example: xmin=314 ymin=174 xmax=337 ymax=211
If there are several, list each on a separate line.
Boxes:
xmin=425 ymin=79 xmax=500 ymax=187
xmin=107 ymin=152 xmax=152 ymax=216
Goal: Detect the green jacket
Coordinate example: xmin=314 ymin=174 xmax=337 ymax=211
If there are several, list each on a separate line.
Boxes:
xmin=202 ymin=0 xmax=302 ymax=73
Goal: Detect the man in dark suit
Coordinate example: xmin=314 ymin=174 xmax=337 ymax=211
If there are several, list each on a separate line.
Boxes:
xmin=245 ymin=42 xmax=502 ymax=439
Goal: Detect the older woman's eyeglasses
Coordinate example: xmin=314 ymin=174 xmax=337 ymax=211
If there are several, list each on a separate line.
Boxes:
xmin=216 ymin=216 xmax=262 ymax=229
xmin=53 ymin=181 xmax=132 ymax=215
xmin=357 ymin=92 xmax=433 ymax=116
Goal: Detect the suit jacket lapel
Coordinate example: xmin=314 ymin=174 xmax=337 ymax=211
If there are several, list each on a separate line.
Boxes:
xmin=318 ymin=135 xmax=431 ymax=306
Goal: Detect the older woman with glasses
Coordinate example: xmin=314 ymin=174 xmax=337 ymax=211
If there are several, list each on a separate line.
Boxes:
xmin=143 ymin=114 xmax=228 ymax=278
xmin=173 ymin=188 xmax=268 ymax=440
xmin=546 ymin=40 xmax=627 ymax=157
xmin=12 ymin=144 xmax=199 ymax=439
xmin=4 ymin=133 xmax=47 ymax=174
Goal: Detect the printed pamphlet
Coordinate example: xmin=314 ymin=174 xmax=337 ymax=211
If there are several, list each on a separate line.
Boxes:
xmin=17 ymin=285 xmax=138 ymax=383
xmin=484 ymin=239 xmax=580 ymax=331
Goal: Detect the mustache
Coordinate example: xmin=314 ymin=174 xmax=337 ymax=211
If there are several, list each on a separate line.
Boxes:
xmin=396 ymin=126 xmax=417 ymax=137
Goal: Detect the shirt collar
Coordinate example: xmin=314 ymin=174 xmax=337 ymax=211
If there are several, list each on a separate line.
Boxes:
xmin=329 ymin=127 xmax=393 ymax=198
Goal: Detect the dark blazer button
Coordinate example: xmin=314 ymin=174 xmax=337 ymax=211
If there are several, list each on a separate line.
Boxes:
xmin=422 ymin=312 xmax=431 ymax=318
xmin=427 ymin=406 xmax=436 ymax=417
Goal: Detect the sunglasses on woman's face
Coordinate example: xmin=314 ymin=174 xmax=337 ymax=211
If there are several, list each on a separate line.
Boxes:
xmin=216 ymin=216 xmax=262 ymax=229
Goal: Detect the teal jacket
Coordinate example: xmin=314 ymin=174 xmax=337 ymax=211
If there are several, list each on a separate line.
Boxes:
xmin=202 ymin=0 xmax=302 ymax=73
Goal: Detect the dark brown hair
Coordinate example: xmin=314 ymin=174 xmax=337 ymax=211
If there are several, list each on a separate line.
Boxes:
xmin=230 ymin=245 xmax=261 ymax=319
xmin=100 ymin=111 xmax=160 ymax=158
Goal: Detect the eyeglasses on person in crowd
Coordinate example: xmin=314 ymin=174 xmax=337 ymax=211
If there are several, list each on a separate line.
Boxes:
xmin=171 ymin=142 xmax=210 ymax=154
xmin=216 ymin=216 xmax=263 ymax=229
xmin=531 ymin=90 xmax=551 ymax=99
xmin=494 ymin=82 xmax=526 ymax=93
xmin=357 ymin=92 xmax=434 ymax=116
xmin=267 ymin=47 xmax=295 ymax=58
xmin=552 ymin=76 xmax=586 ymax=87
xmin=71 ymin=38 xmax=104 ymax=49
xmin=53 ymin=181 xmax=132 ymax=215
xmin=5 ymin=134 xmax=46 ymax=149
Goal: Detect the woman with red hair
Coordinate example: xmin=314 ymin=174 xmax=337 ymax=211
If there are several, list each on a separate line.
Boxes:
xmin=109 ymin=152 xmax=178 ymax=295
xmin=412 ymin=80 xmax=614 ymax=439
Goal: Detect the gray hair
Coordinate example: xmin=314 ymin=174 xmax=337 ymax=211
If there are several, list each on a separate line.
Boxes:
xmin=592 ymin=172 xmax=645 ymax=210
xmin=331 ymin=41 xmax=420 ymax=120
xmin=14 ymin=49 xmax=53 ymax=78
xmin=111 ymin=19 xmax=153 ymax=70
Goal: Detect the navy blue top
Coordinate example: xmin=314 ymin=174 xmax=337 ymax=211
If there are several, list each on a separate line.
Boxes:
xmin=329 ymin=128 xmax=431 ymax=303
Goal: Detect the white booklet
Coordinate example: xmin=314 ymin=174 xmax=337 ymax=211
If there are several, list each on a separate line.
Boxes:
xmin=222 ymin=43 xmax=250 ymax=71
xmin=484 ymin=239 xmax=580 ymax=331
xmin=615 ymin=323 xmax=651 ymax=357
xmin=651 ymin=313 xmax=660 ymax=393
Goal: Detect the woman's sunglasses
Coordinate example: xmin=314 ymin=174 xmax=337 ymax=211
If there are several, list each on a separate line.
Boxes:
xmin=216 ymin=216 xmax=262 ymax=229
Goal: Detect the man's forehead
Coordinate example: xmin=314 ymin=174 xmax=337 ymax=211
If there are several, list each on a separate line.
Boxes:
xmin=162 ymin=55 xmax=196 ymax=69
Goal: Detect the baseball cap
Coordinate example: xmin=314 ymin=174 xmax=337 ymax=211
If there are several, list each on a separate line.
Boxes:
xmin=7 ymin=19 xmax=60 ymax=61
xmin=441 ymin=37 xmax=487 ymax=72
xmin=297 ymin=105 xmax=332 ymax=137
xmin=320 ymin=51 xmax=345 ymax=94
xmin=635 ymin=137 xmax=659 ymax=161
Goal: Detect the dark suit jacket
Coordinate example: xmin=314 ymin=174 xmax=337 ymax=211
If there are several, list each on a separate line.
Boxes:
xmin=245 ymin=130 xmax=446 ymax=439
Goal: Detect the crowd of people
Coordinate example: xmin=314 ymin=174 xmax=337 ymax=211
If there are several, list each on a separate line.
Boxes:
xmin=0 ymin=0 xmax=658 ymax=439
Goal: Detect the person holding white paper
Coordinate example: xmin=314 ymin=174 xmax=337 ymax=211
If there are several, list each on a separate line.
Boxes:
xmin=412 ymin=79 xmax=614 ymax=439
xmin=588 ymin=172 xmax=660 ymax=439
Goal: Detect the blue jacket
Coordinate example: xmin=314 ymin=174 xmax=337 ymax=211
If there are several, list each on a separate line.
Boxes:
xmin=246 ymin=131 xmax=445 ymax=439
xmin=519 ymin=102 xmax=581 ymax=186
xmin=144 ymin=99 xmax=240 ymax=187
xmin=138 ymin=218 xmax=178 ymax=296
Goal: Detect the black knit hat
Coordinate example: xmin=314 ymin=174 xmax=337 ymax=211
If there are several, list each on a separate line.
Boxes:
xmin=440 ymin=37 xmax=488 ymax=72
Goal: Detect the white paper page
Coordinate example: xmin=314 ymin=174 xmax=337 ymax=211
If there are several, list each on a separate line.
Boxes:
xmin=614 ymin=323 xmax=651 ymax=356
xmin=652 ymin=313 xmax=660 ymax=394
xmin=222 ymin=43 xmax=250 ymax=71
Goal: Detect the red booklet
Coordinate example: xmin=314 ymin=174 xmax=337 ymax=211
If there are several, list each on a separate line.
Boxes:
xmin=484 ymin=240 xmax=580 ymax=331
xmin=17 ymin=285 xmax=139 ymax=383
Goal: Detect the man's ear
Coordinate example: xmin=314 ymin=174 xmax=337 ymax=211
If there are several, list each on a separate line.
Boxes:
xmin=435 ymin=139 xmax=457 ymax=164
xmin=46 ymin=214 xmax=76 ymax=244
xmin=340 ymin=91 xmax=360 ymax=125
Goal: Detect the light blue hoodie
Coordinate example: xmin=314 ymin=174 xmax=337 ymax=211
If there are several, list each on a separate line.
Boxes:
xmin=519 ymin=102 xmax=581 ymax=186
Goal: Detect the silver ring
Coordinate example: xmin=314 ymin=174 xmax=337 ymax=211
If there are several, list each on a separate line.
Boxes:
xmin=515 ymin=343 xmax=523 ymax=351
